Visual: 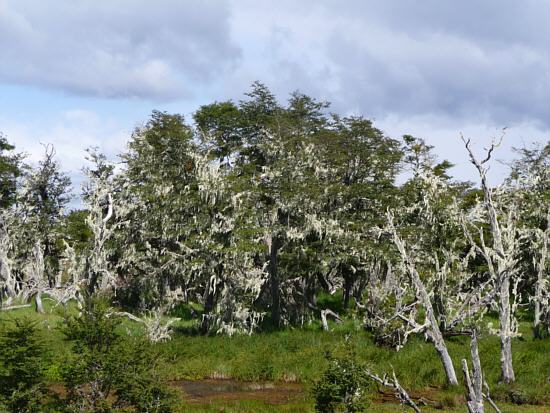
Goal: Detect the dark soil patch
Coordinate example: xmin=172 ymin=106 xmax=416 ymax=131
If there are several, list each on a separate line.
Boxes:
xmin=172 ymin=379 xmax=305 ymax=405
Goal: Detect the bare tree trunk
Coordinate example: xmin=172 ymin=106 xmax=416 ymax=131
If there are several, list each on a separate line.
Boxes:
xmin=343 ymin=273 xmax=352 ymax=310
xmin=388 ymin=216 xmax=459 ymax=386
xmin=341 ymin=262 xmax=355 ymax=310
xmin=411 ymin=267 xmax=458 ymax=385
xmin=35 ymin=291 xmax=45 ymax=314
xmin=498 ymin=275 xmax=515 ymax=384
xmin=201 ymin=288 xmax=215 ymax=334
xmin=533 ymin=215 xmax=549 ymax=337
xmin=462 ymin=331 xmax=485 ymax=413
xmin=463 ymin=137 xmax=516 ymax=383
xmin=320 ymin=309 xmax=342 ymax=331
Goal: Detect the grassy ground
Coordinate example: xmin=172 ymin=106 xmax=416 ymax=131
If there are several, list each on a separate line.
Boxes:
xmin=2 ymin=299 xmax=550 ymax=412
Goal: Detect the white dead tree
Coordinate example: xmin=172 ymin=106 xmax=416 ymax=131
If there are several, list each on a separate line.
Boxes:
xmin=386 ymin=211 xmax=459 ymax=385
xmin=0 ymin=212 xmax=19 ymax=309
xmin=461 ymin=330 xmax=501 ymax=413
xmin=462 ymin=136 xmax=520 ymax=384
xmin=82 ymin=150 xmax=118 ymax=296
xmin=532 ymin=208 xmax=550 ymax=336
xmin=508 ymin=143 xmax=550 ymax=337
xmin=379 ymin=171 xmax=492 ymax=386
xmin=25 ymin=241 xmax=47 ymax=314
xmin=112 ymin=288 xmax=184 ymax=342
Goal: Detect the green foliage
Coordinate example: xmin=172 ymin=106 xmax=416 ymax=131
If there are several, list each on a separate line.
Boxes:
xmin=312 ymin=341 xmax=371 ymax=413
xmin=62 ymin=209 xmax=93 ymax=252
xmin=0 ymin=134 xmax=23 ymax=209
xmin=61 ymin=298 xmax=176 ymax=412
xmin=0 ymin=318 xmax=48 ymax=413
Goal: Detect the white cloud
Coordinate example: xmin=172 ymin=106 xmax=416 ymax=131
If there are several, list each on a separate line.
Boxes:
xmin=0 ymin=0 xmax=240 ymax=100
xmin=377 ymin=113 xmax=549 ymax=185
xmin=2 ymin=0 xmax=549 ymax=188
xmin=222 ymin=1 xmax=550 ymax=129
xmin=2 ymin=109 xmax=129 ymax=205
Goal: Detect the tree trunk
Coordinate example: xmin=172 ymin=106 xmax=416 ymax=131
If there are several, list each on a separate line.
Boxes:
xmin=200 ymin=270 xmax=222 ymax=334
xmin=430 ymin=330 xmax=458 ymax=386
xmin=343 ymin=270 xmax=353 ymax=310
xmin=389 ymin=217 xmax=459 ymax=386
xmin=462 ymin=331 xmax=485 ymax=413
xmin=200 ymin=288 xmax=215 ymax=334
xmin=35 ymin=291 xmax=45 ymax=314
xmin=411 ymin=265 xmax=458 ymax=385
xmin=534 ymin=224 xmax=548 ymax=337
xmin=267 ymin=234 xmax=281 ymax=328
xmin=498 ymin=274 xmax=515 ymax=384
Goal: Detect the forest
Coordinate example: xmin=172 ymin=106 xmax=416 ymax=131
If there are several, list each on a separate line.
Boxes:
xmin=0 ymin=83 xmax=549 ymax=412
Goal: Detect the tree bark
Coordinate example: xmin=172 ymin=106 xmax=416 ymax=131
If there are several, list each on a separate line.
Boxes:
xmin=342 ymin=266 xmax=353 ymax=310
xmin=200 ymin=288 xmax=215 ymax=334
xmin=463 ymin=137 xmax=516 ymax=383
xmin=35 ymin=291 xmax=45 ymax=314
xmin=462 ymin=331 xmax=485 ymax=413
xmin=391 ymin=223 xmax=459 ymax=386
xmin=498 ymin=274 xmax=515 ymax=383
xmin=267 ymin=233 xmax=281 ymax=328
xmin=533 ymin=216 xmax=549 ymax=337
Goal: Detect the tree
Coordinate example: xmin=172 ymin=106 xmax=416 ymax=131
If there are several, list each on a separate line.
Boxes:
xmin=370 ymin=143 xmax=487 ymax=386
xmin=462 ymin=136 xmax=521 ymax=384
xmin=19 ymin=144 xmax=71 ymax=288
xmin=0 ymin=134 xmax=23 ymax=209
xmin=0 ymin=318 xmax=48 ymax=412
xmin=508 ymin=142 xmax=550 ymax=338
xmin=194 ymin=83 xmax=402 ymax=329
xmin=116 ymin=111 xmax=197 ymax=310
xmin=61 ymin=298 xmax=175 ymax=412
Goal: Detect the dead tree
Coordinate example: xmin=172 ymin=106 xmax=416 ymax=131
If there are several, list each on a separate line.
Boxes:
xmin=462 ymin=330 xmax=501 ymax=413
xmin=386 ymin=211 xmax=458 ymax=385
xmin=0 ymin=212 xmax=18 ymax=308
xmin=462 ymin=136 xmax=520 ymax=384
xmin=533 ymin=208 xmax=550 ymax=337
xmin=26 ymin=241 xmax=46 ymax=314
xmin=320 ymin=308 xmax=343 ymax=331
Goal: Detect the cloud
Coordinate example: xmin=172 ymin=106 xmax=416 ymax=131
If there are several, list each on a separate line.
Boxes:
xmin=377 ymin=113 xmax=550 ymax=186
xmin=0 ymin=0 xmax=241 ymax=100
xmin=223 ymin=0 xmax=550 ymax=129
xmin=1 ymin=108 xmax=129 ymax=207
xmin=2 ymin=0 xmax=549 ymax=188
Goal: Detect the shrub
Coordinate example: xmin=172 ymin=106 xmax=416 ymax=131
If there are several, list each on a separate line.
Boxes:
xmin=61 ymin=298 xmax=176 ymax=413
xmin=312 ymin=341 xmax=371 ymax=413
xmin=0 ymin=318 xmax=48 ymax=413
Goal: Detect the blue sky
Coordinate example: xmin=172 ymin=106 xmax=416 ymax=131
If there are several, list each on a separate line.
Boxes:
xmin=1 ymin=0 xmax=549 ymax=199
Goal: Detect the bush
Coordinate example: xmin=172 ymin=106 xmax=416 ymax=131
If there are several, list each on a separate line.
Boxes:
xmin=312 ymin=340 xmax=371 ymax=413
xmin=61 ymin=298 xmax=176 ymax=413
xmin=0 ymin=318 xmax=48 ymax=413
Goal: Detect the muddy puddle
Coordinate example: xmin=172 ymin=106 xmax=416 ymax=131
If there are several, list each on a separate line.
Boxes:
xmin=172 ymin=379 xmax=305 ymax=404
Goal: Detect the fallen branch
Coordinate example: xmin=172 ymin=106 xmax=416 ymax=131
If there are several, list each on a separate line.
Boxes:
xmin=110 ymin=310 xmax=180 ymax=343
xmin=1 ymin=304 xmax=32 ymax=311
xmin=367 ymin=369 xmax=421 ymax=413
xmin=483 ymin=381 xmax=502 ymax=413
xmin=320 ymin=308 xmax=342 ymax=331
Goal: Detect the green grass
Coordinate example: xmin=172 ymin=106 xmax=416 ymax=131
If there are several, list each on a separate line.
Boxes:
xmin=2 ymin=301 xmax=550 ymax=411
xmin=175 ymin=401 xmax=550 ymax=413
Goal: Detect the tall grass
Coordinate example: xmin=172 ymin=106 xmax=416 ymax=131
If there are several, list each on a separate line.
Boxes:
xmin=2 ymin=302 xmax=550 ymax=409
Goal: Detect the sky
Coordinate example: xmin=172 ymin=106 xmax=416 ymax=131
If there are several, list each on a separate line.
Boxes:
xmin=1 ymin=0 xmax=549 ymax=200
